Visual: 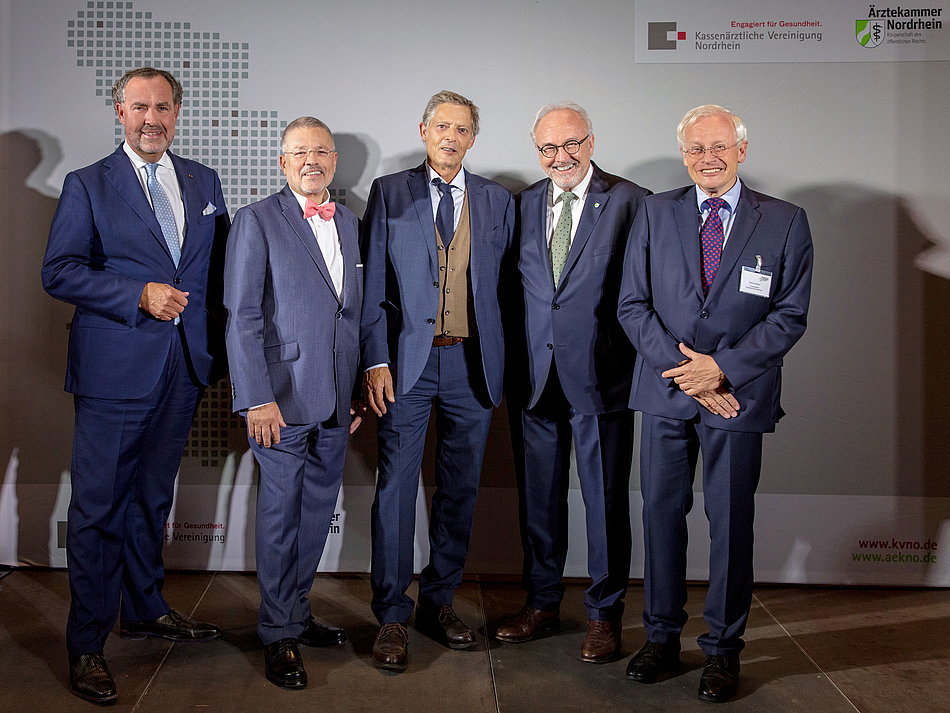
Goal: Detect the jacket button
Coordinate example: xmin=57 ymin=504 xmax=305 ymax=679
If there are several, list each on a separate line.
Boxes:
xmin=336 ymin=311 xmax=343 ymax=320
xmin=546 ymin=343 xmax=553 ymax=350
xmin=700 ymin=310 xmax=709 ymax=319
xmin=174 ymin=278 xmax=182 ymax=284
xmin=426 ymin=318 xmax=435 ymax=324
xmin=433 ymin=281 xmax=439 ymax=287
xmin=551 ymin=304 xmax=560 ymax=310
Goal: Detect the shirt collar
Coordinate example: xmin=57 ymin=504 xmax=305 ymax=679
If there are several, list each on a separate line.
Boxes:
xmin=695 ymin=177 xmax=742 ymax=213
xmin=548 ymin=163 xmax=594 ymax=206
xmin=123 ymin=142 xmax=174 ymax=173
xmin=427 ymin=164 xmax=467 ymax=193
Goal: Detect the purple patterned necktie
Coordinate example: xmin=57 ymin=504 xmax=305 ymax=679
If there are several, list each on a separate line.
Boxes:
xmin=700 ymin=197 xmax=727 ymax=294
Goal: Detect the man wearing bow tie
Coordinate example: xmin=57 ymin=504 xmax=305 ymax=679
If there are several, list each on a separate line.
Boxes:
xmin=618 ymin=105 xmax=813 ymax=702
xmin=360 ymin=90 xmax=514 ymax=672
xmin=42 ymin=66 xmax=229 ymax=705
xmin=224 ymin=116 xmax=364 ymax=689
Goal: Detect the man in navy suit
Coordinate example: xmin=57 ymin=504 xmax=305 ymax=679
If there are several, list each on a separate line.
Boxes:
xmin=494 ymin=103 xmax=649 ymax=663
xmin=618 ymin=105 xmax=813 ymax=702
xmin=224 ymin=117 xmax=363 ymax=689
xmin=361 ymin=90 xmax=514 ymax=672
xmin=41 ymin=67 xmax=229 ymax=705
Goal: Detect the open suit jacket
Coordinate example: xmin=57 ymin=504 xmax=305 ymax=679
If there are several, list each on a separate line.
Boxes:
xmin=359 ymin=163 xmax=514 ymax=406
xmin=518 ymin=163 xmax=651 ymax=415
xmin=224 ymin=185 xmax=361 ymax=425
xmin=618 ymin=183 xmax=813 ymax=432
xmin=42 ymin=143 xmax=230 ymax=396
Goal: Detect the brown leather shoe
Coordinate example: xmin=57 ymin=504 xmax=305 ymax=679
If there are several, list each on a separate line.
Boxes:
xmin=494 ymin=606 xmax=559 ymax=643
xmin=579 ymin=619 xmax=622 ymax=663
xmin=416 ymin=604 xmax=475 ymax=649
xmin=372 ymin=622 xmax=409 ymax=672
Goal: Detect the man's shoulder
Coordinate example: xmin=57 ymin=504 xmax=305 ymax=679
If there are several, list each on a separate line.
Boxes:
xmin=740 ymin=183 xmax=804 ymax=218
xmin=168 ymin=150 xmax=220 ymax=179
xmin=465 ymin=170 xmax=513 ymax=198
xmin=591 ymin=164 xmax=651 ymax=198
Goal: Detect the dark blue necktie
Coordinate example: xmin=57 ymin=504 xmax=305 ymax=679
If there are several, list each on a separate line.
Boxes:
xmin=433 ymin=178 xmax=456 ymax=247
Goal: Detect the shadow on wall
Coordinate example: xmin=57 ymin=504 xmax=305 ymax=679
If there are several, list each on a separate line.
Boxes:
xmin=0 ymin=130 xmax=75 ymax=566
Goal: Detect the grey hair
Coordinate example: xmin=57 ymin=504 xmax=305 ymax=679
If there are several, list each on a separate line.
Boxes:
xmin=112 ymin=67 xmax=183 ymax=105
xmin=530 ymin=102 xmax=594 ymax=144
xmin=421 ymin=90 xmax=480 ymax=136
xmin=676 ymin=104 xmax=747 ymax=148
xmin=280 ymin=116 xmax=334 ymax=152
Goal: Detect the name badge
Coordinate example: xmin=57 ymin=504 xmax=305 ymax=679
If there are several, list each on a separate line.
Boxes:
xmin=739 ymin=255 xmax=771 ymax=298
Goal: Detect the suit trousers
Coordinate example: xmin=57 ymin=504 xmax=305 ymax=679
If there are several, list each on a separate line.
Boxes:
xmin=66 ymin=330 xmax=201 ymax=655
xmin=639 ymin=412 xmax=762 ymax=656
xmin=519 ymin=366 xmax=634 ymax=620
xmin=251 ymin=419 xmax=348 ymax=645
xmin=370 ymin=340 xmax=493 ymax=624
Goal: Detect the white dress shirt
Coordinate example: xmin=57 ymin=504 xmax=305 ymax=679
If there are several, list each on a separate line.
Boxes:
xmin=291 ymin=189 xmax=344 ymax=299
xmin=545 ymin=164 xmax=594 ymax=248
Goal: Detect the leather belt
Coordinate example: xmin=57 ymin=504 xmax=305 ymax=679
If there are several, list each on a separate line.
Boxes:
xmin=432 ymin=335 xmax=465 ymax=347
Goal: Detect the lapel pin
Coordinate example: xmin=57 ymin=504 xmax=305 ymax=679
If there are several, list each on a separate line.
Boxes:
xmin=593 ymin=202 xmax=600 ymax=208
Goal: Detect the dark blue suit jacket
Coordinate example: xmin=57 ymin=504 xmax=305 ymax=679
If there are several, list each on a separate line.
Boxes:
xmin=618 ymin=183 xmax=813 ymax=433
xmin=224 ymin=186 xmax=362 ymax=425
xmin=42 ymin=144 xmax=230 ymax=399
xmin=518 ymin=163 xmax=651 ymax=415
xmin=360 ymin=163 xmax=514 ymax=406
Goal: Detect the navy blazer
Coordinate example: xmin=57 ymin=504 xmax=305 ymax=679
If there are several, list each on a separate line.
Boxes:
xmin=618 ymin=183 xmax=813 ymax=433
xmin=360 ymin=163 xmax=514 ymax=406
xmin=42 ymin=144 xmax=230 ymax=399
xmin=518 ymin=163 xmax=651 ymax=415
xmin=224 ymin=186 xmax=362 ymax=425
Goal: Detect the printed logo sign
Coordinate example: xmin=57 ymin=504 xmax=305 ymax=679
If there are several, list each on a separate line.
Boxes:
xmin=648 ymin=21 xmax=686 ymax=49
xmin=856 ymin=18 xmax=886 ymax=46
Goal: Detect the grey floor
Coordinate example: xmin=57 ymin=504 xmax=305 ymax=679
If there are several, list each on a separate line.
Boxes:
xmin=1 ymin=569 xmax=948 ymax=712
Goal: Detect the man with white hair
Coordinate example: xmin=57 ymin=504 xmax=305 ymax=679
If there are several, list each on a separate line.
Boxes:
xmin=618 ymin=105 xmax=813 ymax=702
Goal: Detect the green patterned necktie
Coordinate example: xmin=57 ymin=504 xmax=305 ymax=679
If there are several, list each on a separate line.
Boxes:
xmin=550 ymin=190 xmax=576 ymax=285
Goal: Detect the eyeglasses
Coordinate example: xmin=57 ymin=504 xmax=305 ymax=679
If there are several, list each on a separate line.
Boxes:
xmin=682 ymin=140 xmax=742 ymax=158
xmin=283 ymin=148 xmax=336 ymax=160
xmin=537 ymin=135 xmax=590 ymax=159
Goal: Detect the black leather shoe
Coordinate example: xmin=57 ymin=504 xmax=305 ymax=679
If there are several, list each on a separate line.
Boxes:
xmin=624 ymin=640 xmax=681 ymax=683
xmin=298 ymin=617 xmax=346 ymax=647
xmin=264 ymin=638 xmax=307 ymax=689
xmin=372 ymin=622 xmax=409 ymax=672
xmin=698 ymin=654 xmax=740 ymax=702
xmin=120 ymin=610 xmax=220 ymax=642
xmin=69 ymin=653 xmax=117 ymax=706
xmin=415 ymin=604 xmax=475 ymax=650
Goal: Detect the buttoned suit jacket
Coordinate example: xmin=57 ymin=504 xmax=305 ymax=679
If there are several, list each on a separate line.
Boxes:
xmin=41 ymin=143 xmax=230 ymax=398
xmin=224 ymin=185 xmax=362 ymax=425
xmin=618 ymin=182 xmax=813 ymax=433
xmin=360 ymin=163 xmax=514 ymax=406
xmin=518 ymin=163 xmax=651 ymax=415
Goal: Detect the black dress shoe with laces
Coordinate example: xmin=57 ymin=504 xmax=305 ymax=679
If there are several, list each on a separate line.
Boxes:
xmin=120 ymin=610 xmax=220 ymax=642
xmin=415 ymin=604 xmax=476 ymax=650
xmin=69 ymin=653 xmax=117 ymax=706
xmin=624 ymin=640 xmax=681 ymax=683
xmin=264 ymin=638 xmax=307 ymax=689
xmin=298 ymin=617 xmax=346 ymax=647
xmin=698 ymin=654 xmax=740 ymax=702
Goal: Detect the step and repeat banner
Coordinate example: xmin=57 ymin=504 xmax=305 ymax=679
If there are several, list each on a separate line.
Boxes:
xmin=1 ymin=0 xmax=948 ymax=586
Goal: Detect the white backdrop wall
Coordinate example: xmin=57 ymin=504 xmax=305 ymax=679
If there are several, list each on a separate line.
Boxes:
xmin=1 ymin=0 xmax=948 ymax=586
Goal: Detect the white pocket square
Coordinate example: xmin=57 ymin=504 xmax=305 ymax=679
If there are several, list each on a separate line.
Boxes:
xmin=202 ymin=202 xmax=217 ymax=216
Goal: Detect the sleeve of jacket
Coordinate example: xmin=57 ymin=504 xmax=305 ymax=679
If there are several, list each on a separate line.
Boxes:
xmin=223 ymin=205 xmax=275 ymax=412
xmin=358 ymin=178 xmax=392 ymax=370
xmin=712 ymin=206 xmax=814 ymax=390
xmin=617 ymin=200 xmax=687 ymax=374
xmin=41 ymin=171 xmax=146 ymax=325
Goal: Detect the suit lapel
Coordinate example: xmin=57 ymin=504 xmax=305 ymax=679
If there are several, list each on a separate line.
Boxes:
xmin=408 ymin=163 xmax=439 ymax=282
xmin=279 ymin=186 xmax=340 ymax=303
xmin=708 ymin=185 xmax=760 ymax=301
xmin=103 ymin=145 xmax=173 ymax=262
xmin=674 ymin=187 xmax=704 ymax=300
xmin=337 ymin=210 xmax=360 ymax=308
xmin=170 ymin=152 xmax=204 ymax=268
xmin=558 ymin=166 xmax=609 ymax=291
xmin=467 ymin=171 xmax=484 ymax=298
xmin=523 ymin=181 xmax=553 ymax=290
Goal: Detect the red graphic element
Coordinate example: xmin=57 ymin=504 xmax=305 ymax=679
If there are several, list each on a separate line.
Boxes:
xmin=678 ymin=31 xmax=686 ymax=40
